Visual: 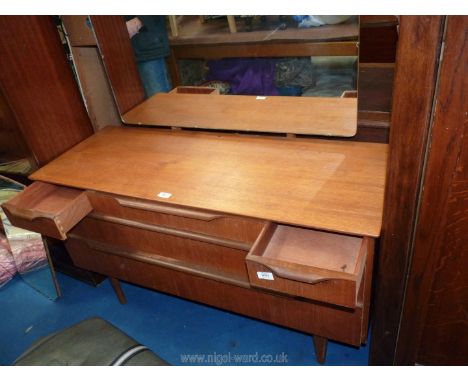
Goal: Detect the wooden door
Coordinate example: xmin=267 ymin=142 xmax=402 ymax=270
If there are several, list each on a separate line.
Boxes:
xmin=371 ymin=16 xmax=468 ymax=365
xmin=394 ymin=16 xmax=468 ymax=365
xmin=0 ymin=16 xmax=93 ymax=166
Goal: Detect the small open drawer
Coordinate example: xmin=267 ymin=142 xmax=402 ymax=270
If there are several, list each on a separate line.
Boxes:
xmin=1 ymin=181 xmax=92 ymax=240
xmin=246 ymin=223 xmax=368 ymax=308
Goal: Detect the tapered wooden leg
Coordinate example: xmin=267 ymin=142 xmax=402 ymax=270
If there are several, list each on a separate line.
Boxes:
xmin=110 ymin=277 xmax=126 ymax=304
xmin=313 ymin=335 xmax=328 ymax=364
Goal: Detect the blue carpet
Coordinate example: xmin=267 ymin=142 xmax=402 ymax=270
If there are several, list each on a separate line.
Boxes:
xmin=0 ymin=273 xmax=369 ymax=366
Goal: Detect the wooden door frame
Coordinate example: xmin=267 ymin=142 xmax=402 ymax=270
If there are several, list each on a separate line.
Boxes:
xmin=393 ymin=16 xmax=468 ymax=366
xmin=369 ymin=16 xmax=445 ymax=365
xmin=0 ymin=16 xmax=94 ymax=166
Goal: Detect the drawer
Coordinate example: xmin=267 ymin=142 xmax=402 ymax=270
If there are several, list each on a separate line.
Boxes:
xmin=246 ymin=223 xmax=368 ymax=308
xmin=66 ymin=235 xmax=250 ymax=289
xmin=65 ymin=235 xmax=367 ymax=346
xmin=70 ymin=215 xmax=252 ymax=283
xmin=2 ymin=181 xmax=92 ymax=240
xmin=87 ymin=191 xmax=265 ymax=245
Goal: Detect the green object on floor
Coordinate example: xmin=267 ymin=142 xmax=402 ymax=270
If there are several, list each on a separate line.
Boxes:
xmin=14 ymin=317 xmax=169 ymax=366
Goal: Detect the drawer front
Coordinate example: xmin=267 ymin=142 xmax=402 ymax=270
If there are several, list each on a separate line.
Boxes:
xmin=65 ymin=236 xmax=365 ymax=346
xmin=2 ymin=181 xmax=92 ymax=240
xmin=87 ymin=192 xmax=265 ymax=245
xmin=246 ymin=223 xmax=370 ymax=308
xmin=246 ymin=261 xmax=360 ymax=308
xmin=70 ymin=216 xmax=250 ymax=283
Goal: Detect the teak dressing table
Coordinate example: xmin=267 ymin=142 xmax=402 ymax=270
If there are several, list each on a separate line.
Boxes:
xmin=3 ymin=91 xmax=387 ymax=363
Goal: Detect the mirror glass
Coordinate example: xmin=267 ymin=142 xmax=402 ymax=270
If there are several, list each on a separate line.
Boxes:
xmin=0 ymin=177 xmax=59 ymax=300
xmin=126 ymin=15 xmax=358 ymax=99
xmin=94 ymin=15 xmax=359 ymax=136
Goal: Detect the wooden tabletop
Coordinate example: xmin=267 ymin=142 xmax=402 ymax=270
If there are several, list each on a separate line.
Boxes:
xmin=122 ymin=94 xmax=358 ymax=137
xmin=31 ymin=126 xmax=388 ymax=237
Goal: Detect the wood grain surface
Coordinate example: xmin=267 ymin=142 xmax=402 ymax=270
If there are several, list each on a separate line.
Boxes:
xmin=262 ymin=225 xmax=363 ymax=273
xmin=87 ymin=191 xmax=265 ymax=245
xmin=245 ymin=223 xmax=368 ymax=308
xmin=122 ymin=93 xmax=358 ymax=137
xmin=2 ymin=181 xmax=92 ymax=240
xmin=30 ymin=126 xmax=387 ymax=237
xmin=61 ymin=16 xmax=96 ymax=46
xmin=171 ymin=41 xmax=358 ymax=60
xmin=65 ymin=235 xmax=367 ymax=346
xmin=0 ymin=89 xmax=29 ymax=160
xmin=90 ymin=16 xmax=145 ymax=114
xmin=369 ymin=16 xmax=445 ymax=365
xmin=395 ymin=16 xmax=468 ymax=366
xmin=71 ymin=216 xmax=251 ymax=283
xmin=170 ymin=16 xmax=358 ymax=45
xmin=0 ymin=16 xmax=93 ymax=165
xmin=70 ymin=46 xmax=122 ymax=130
xmin=358 ymin=63 xmax=394 ymax=113
xmin=359 ymin=16 xmax=398 ymax=63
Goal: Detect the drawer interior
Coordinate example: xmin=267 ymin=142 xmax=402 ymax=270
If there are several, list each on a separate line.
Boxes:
xmin=2 ymin=181 xmax=92 ymax=240
xmin=246 ymin=223 xmax=368 ymax=308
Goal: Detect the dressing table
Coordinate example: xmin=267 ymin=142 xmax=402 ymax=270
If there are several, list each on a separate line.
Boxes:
xmin=3 ymin=111 xmax=387 ymax=363
xmin=4 ymin=15 xmax=465 ymax=366
xmin=2 ymin=16 xmax=388 ymax=364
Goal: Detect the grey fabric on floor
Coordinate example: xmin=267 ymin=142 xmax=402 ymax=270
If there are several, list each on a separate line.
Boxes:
xmin=14 ymin=317 xmax=169 ymax=366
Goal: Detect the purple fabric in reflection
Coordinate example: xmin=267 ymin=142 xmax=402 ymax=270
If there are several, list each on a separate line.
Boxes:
xmin=206 ymin=58 xmax=279 ymax=96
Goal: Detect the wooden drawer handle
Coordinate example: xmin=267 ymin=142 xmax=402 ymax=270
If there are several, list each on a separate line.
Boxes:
xmin=259 ymin=263 xmax=332 ymax=284
xmin=72 ymin=235 xmax=250 ymax=289
xmin=90 ymin=213 xmax=251 ymax=251
xmin=2 ymin=206 xmax=44 ymax=221
xmin=248 ymin=256 xmax=350 ymax=285
xmin=116 ymin=197 xmax=223 ymax=221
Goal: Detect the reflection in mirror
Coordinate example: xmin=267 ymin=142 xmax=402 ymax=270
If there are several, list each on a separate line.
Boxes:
xmin=125 ymin=15 xmax=172 ymax=97
xmin=125 ymin=15 xmax=358 ymax=99
xmin=0 ymin=176 xmax=59 ymax=300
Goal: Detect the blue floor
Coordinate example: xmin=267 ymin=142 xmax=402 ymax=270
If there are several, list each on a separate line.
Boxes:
xmin=0 ymin=273 xmax=369 ymax=366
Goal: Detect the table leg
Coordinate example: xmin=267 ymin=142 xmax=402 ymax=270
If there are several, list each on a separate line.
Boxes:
xmin=110 ymin=277 xmax=127 ymax=304
xmin=313 ymin=335 xmax=328 ymax=364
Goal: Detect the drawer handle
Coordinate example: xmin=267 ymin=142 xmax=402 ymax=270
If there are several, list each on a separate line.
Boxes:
xmin=269 ymin=265 xmax=329 ymax=284
xmin=89 ymin=213 xmax=251 ymax=251
xmin=255 ymin=261 xmax=333 ymax=284
xmin=3 ymin=207 xmax=41 ymax=221
xmin=248 ymin=255 xmax=355 ymax=285
xmin=2 ymin=204 xmax=57 ymax=222
xmin=116 ymin=198 xmax=223 ymax=221
xmin=71 ymin=235 xmax=251 ymax=289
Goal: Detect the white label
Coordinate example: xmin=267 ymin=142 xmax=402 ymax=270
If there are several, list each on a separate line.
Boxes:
xmin=257 ymin=272 xmax=274 ymax=281
xmin=256 ymin=96 xmax=267 ymax=100
xmin=157 ymin=192 xmax=172 ymax=199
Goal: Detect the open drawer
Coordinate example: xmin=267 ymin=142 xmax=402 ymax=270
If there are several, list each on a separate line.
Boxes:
xmin=1 ymin=181 xmax=92 ymax=240
xmin=246 ymin=223 xmax=368 ymax=308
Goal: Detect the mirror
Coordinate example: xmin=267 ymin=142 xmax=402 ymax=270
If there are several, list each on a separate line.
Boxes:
xmin=91 ymin=15 xmax=359 ymax=137
xmin=127 ymin=15 xmax=358 ymax=98
xmin=0 ymin=176 xmax=59 ymax=300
